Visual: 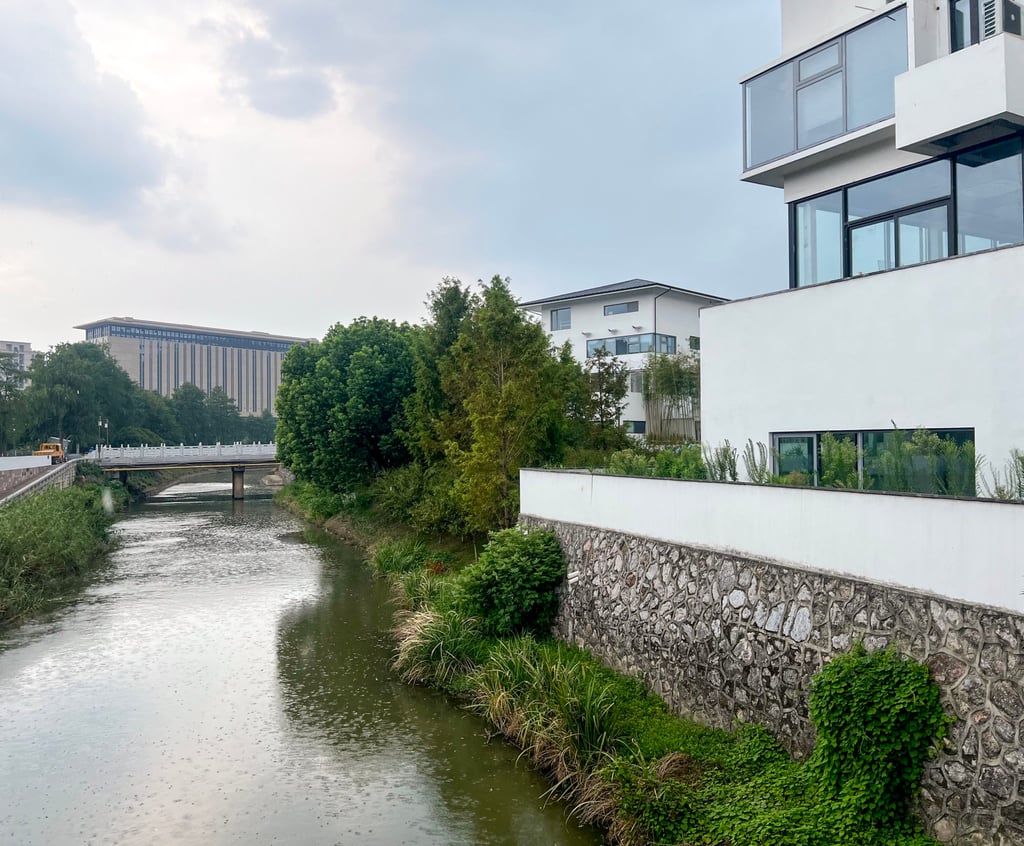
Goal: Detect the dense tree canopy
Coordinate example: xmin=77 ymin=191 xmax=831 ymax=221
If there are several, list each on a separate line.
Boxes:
xmin=275 ymin=275 xmax=637 ymax=535
xmin=275 ymin=318 xmax=415 ymax=489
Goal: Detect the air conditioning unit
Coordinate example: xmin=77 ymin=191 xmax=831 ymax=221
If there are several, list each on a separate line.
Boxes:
xmin=981 ymin=0 xmax=1022 ymax=39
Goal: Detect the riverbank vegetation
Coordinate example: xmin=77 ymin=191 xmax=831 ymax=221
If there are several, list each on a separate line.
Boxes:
xmin=0 ymin=468 xmax=127 ymax=625
xmin=377 ymin=527 xmax=946 ymax=846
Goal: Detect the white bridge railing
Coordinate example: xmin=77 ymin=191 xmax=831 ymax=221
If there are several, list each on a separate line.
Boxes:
xmin=96 ymin=442 xmax=278 ymax=465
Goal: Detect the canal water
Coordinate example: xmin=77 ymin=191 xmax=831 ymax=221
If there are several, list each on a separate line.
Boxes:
xmin=0 ymin=481 xmax=601 ymax=846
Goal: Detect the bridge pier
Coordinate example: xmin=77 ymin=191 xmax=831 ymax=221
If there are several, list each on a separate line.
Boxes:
xmin=231 ymin=466 xmax=245 ymax=500
xmin=119 ymin=470 xmax=128 ymax=486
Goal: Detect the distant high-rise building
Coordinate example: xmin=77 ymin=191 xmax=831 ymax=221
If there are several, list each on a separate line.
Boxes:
xmin=0 ymin=339 xmax=40 ymax=388
xmin=76 ymin=317 xmax=313 ymax=416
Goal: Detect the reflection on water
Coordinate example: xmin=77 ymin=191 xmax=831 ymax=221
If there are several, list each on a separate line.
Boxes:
xmin=0 ymin=481 xmax=600 ymax=846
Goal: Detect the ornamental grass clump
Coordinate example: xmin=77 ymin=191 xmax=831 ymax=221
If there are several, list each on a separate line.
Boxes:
xmin=391 ymin=607 xmax=490 ymax=692
xmin=369 ymin=537 xmax=428 ymax=575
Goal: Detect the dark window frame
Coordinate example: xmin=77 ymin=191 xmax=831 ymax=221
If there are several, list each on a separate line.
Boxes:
xmin=550 ymin=307 xmax=572 ymax=331
xmin=603 ymin=300 xmax=640 ymax=316
xmin=790 ymin=132 xmax=1024 ymax=287
xmin=743 ymin=5 xmax=907 ymax=170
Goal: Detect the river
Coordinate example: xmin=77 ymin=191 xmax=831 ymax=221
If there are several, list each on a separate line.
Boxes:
xmin=0 ymin=481 xmax=601 ymax=846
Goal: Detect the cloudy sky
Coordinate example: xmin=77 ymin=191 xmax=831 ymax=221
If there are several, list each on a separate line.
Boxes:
xmin=0 ymin=1 xmax=783 ymax=351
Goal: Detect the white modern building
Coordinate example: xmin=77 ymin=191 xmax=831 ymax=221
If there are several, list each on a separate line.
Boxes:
xmin=702 ymin=0 xmax=1024 ymax=481
xmin=520 ymin=279 xmax=727 ymax=435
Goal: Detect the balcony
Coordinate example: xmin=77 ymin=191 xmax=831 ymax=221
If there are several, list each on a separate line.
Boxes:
xmin=895 ymin=33 xmax=1024 ymax=155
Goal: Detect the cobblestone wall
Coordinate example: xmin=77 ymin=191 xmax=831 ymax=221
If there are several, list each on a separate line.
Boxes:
xmin=522 ymin=517 xmax=1024 ymax=846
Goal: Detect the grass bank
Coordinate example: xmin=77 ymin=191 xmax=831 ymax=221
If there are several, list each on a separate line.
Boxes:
xmin=275 ymin=479 xmax=476 ymax=566
xmin=375 ymin=532 xmax=946 ymax=846
xmin=276 ymin=480 xmax=946 ymax=845
xmin=0 ymin=468 xmax=127 ymax=626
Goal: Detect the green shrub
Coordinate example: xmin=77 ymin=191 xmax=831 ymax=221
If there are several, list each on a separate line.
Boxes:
xmin=370 ymin=463 xmax=425 ymax=524
xmin=653 ymin=445 xmax=706 ymax=480
xmin=282 ymin=480 xmax=350 ymax=521
xmin=456 ymin=527 xmax=566 ymax=638
xmin=605 ymin=449 xmax=654 ymax=477
xmin=602 ymin=757 xmax=701 ymax=846
xmin=408 ymin=463 xmax=467 ymax=537
xmin=808 ymin=643 xmax=949 ymax=833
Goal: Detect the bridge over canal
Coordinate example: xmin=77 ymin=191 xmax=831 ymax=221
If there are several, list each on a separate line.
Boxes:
xmin=96 ymin=443 xmax=279 ymax=499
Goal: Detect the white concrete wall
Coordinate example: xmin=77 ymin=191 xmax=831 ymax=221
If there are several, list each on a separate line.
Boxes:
xmin=896 ymin=34 xmax=1024 ymax=153
xmin=782 ymin=136 xmax=926 ymax=203
xmin=780 ymin=0 xmax=891 ymax=54
xmin=521 ymin=468 xmax=1024 ymax=612
xmin=701 ymin=244 xmax=1024 ymax=476
xmin=0 ymin=456 xmax=51 ymax=471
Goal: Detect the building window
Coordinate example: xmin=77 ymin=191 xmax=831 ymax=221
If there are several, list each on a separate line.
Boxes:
xmin=625 ymin=420 xmax=647 ymax=435
xmin=771 ymin=428 xmax=975 ymax=492
xmin=629 ymin=371 xmax=643 ymax=393
xmin=744 ymin=7 xmax=907 ymax=169
xmin=604 ymin=301 xmax=639 ymax=316
xmin=688 ymin=336 xmax=700 ymax=351
xmin=790 ymin=134 xmax=1024 ymax=286
xmin=957 ymin=137 xmax=1024 ymax=253
xmin=550 ymin=308 xmax=571 ymax=330
xmin=587 ymin=333 xmax=676 ymax=357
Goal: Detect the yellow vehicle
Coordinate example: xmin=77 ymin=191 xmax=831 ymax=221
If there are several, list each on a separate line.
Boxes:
xmin=32 ymin=443 xmax=65 ymax=464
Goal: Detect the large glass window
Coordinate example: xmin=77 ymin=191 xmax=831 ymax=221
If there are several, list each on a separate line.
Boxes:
xmin=744 ymin=7 xmax=907 ymax=169
xmin=851 ymin=219 xmax=895 ymax=274
xmin=586 ymin=334 xmax=677 ymax=357
xmin=845 ymin=9 xmax=908 ymax=130
xmin=795 ymin=190 xmax=843 ymax=285
xmin=745 ymin=63 xmax=795 ymax=168
xmin=777 ymin=436 xmax=815 ymax=478
xmin=790 ymin=134 xmax=1024 ymax=285
xmin=776 ymin=428 xmax=976 ymax=494
xmin=846 ymin=160 xmax=950 ymax=220
xmin=550 ymin=307 xmax=571 ymax=330
xmin=957 ymin=138 xmax=1024 ymax=254
xmin=898 ymin=206 xmax=949 ymax=266
xmin=797 ymin=72 xmax=843 ymax=149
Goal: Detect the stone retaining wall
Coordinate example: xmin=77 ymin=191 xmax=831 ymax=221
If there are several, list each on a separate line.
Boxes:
xmin=522 ymin=517 xmax=1024 ymax=846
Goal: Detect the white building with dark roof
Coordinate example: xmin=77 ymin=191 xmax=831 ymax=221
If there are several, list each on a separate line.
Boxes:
xmin=76 ymin=317 xmax=313 ymax=416
xmin=520 ymin=280 xmax=727 ymax=436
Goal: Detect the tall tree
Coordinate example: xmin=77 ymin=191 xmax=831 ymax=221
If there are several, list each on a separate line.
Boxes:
xmin=22 ymin=343 xmax=137 ymax=451
xmin=404 ymin=278 xmax=476 ymax=464
xmin=0 ymin=352 xmax=22 ymax=454
xmin=442 ymin=276 xmax=574 ymax=532
xmin=206 ymin=387 xmax=243 ymax=442
xmin=585 ymin=347 xmax=629 ymax=449
xmin=172 ymin=383 xmax=208 ymax=443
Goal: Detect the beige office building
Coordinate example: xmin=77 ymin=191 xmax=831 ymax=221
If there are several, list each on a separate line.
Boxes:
xmin=76 ymin=317 xmax=312 ymax=416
